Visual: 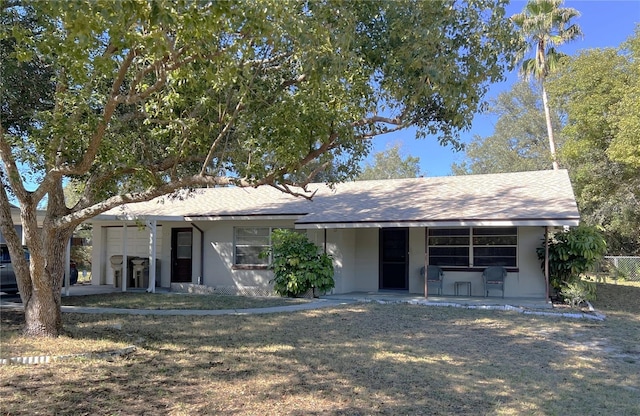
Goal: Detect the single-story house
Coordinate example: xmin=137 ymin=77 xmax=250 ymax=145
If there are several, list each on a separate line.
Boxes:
xmin=88 ymin=169 xmax=580 ymax=299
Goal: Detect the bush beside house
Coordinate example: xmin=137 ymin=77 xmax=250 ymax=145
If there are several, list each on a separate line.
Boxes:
xmin=267 ymin=229 xmax=334 ymax=298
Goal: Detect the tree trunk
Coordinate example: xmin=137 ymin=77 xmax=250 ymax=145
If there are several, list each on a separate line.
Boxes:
xmin=23 ymin=284 xmax=63 ymax=337
xmin=22 ymin=229 xmax=69 ymax=337
xmin=541 ymin=82 xmax=559 ymax=170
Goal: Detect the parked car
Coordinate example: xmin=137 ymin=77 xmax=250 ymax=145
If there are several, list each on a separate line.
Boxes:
xmin=0 ymin=244 xmax=28 ymax=294
xmin=1 ymin=245 xmax=77 ymax=293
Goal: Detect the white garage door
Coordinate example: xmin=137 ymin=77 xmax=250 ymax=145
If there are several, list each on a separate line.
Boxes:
xmin=105 ymin=226 xmax=163 ymax=285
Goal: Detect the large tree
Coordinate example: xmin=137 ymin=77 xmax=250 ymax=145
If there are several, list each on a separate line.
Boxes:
xmin=0 ymin=0 xmax=518 ymax=337
xmin=511 ymin=0 xmax=581 ymax=170
xmin=357 ymin=144 xmax=421 ymax=180
xmin=451 ymin=81 xmax=563 ymax=175
xmin=546 ymin=29 xmax=640 ymax=254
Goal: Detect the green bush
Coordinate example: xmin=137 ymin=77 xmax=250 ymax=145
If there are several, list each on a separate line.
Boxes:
xmin=537 ymin=225 xmax=607 ymax=290
xmin=266 ymin=229 xmax=334 ymax=297
xmin=560 ymin=280 xmax=596 ymax=308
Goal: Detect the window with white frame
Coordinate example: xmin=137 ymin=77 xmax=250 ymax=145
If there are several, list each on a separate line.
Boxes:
xmin=428 ymin=227 xmax=517 ymax=267
xmin=234 ymin=227 xmax=299 ymax=266
xmin=234 ymin=227 xmax=271 ymax=265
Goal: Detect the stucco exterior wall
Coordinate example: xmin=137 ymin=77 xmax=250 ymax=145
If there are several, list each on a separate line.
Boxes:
xmin=92 ymin=220 xmax=548 ymax=299
xmin=352 ymin=228 xmax=379 ymax=292
xmin=408 ymin=228 xmax=427 ymax=294
xmin=196 ymin=219 xmax=295 ymax=291
xmin=514 ymin=226 xmax=546 ymax=297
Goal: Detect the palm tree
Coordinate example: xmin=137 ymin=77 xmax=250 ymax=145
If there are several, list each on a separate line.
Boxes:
xmin=512 ymin=0 xmax=582 ymax=170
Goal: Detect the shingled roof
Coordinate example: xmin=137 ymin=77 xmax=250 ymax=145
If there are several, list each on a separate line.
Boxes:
xmin=98 ymin=169 xmax=580 ymax=228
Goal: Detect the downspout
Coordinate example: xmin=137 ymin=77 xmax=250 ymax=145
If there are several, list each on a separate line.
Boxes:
xmin=545 ymin=226 xmax=550 ymax=303
xmin=191 ymin=223 xmax=205 ymax=286
xmin=324 ymin=229 xmax=327 ymax=254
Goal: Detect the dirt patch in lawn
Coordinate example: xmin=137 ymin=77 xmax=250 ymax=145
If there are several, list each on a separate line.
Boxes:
xmin=2 ymin=291 xmax=639 ymax=415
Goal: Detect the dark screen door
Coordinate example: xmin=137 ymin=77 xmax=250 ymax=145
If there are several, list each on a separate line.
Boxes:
xmin=171 ymin=228 xmax=192 ymax=283
xmin=379 ymin=228 xmax=409 ymax=290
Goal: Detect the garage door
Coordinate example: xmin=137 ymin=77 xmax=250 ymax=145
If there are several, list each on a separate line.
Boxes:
xmin=105 ymin=226 xmax=163 ymax=285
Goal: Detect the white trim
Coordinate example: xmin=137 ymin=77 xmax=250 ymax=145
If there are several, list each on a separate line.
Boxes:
xmin=295 ymin=219 xmax=580 ymax=229
xmin=146 ymin=219 xmax=157 ymax=293
xmin=185 ymin=215 xmax=303 ymax=222
xmin=89 ymin=215 xmax=184 ymax=222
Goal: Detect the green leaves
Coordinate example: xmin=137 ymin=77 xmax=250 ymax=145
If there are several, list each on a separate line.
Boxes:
xmin=537 ymin=225 xmax=607 ymax=290
xmin=3 ymin=0 xmax=519 ymax=217
xmin=358 ymin=144 xmax=421 ymax=180
xmin=512 ymin=0 xmax=582 ymax=81
xmin=546 ymin=29 xmax=640 ymax=254
xmin=268 ymin=229 xmax=334 ymax=297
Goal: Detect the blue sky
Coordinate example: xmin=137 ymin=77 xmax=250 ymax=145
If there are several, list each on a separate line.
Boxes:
xmin=372 ymin=0 xmax=640 ymax=177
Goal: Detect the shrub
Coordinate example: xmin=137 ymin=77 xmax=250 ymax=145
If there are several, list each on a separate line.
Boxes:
xmin=537 ymin=225 xmax=607 ymax=290
xmin=560 ymin=280 xmax=596 ymax=308
xmin=266 ymin=229 xmax=334 ymax=297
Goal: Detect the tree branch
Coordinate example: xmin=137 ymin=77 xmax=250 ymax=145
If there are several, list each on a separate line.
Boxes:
xmin=56 ymin=174 xmax=250 ymax=228
xmin=44 ymin=48 xmax=138 ymax=186
xmin=0 ymin=126 xmax=30 ymax=205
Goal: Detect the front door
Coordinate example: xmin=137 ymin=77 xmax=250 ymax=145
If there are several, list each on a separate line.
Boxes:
xmin=379 ymin=228 xmax=409 ymax=290
xmin=171 ymin=228 xmax=192 ymax=283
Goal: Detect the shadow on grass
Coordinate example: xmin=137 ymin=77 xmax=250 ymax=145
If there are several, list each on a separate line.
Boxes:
xmin=2 ymin=299 xmax=639 ymax=415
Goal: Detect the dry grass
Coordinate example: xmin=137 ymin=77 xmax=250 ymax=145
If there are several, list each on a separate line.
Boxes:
xmin=60 ymin=292 xmax=308 ymax=310
xmin=1 ymin=282 xmax=639 ymax=415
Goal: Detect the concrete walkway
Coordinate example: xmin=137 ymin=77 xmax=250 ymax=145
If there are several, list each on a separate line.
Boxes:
xmin=4 ymin=285 xmax=601 ymax=319
xmin=0 ymin=284 xmax=356 ymax=316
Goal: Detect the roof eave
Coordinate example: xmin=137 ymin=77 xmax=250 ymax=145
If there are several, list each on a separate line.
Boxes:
xmin=295 ymin=218 xmax=581 ymax=229
xmin=89 ymin=214 xmax=185 ymax=222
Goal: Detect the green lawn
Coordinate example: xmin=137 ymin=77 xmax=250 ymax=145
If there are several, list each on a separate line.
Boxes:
xmin=1 ymin=282 xmax=638 ymax=415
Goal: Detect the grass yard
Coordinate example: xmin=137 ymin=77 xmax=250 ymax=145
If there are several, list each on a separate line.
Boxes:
xmin=1 ymin=282 xmax=639 ymax=415
xmin=60 ymin=292 xmax=309 ymax=310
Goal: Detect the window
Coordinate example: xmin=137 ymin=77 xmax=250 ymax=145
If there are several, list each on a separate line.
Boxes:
xmin=428 ymin=227 xmax=517 ymax=268
xmin=473 ymin=227 xmax=517 ymax=267
xmin=176 ymin=231 xmax=192 ymax=259
xmin=427 ymin=228 xmax=470 ymax=266
xmin=234 ymin=227 xmax=299 ymax=266
xmin=234 ymin=227 xmax=271 ymax=265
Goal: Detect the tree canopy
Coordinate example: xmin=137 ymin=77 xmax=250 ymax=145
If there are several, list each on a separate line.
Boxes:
xmin=511 ymin=0 xmax=582 ymax=170
xmin=452 ymin=28 xmax=640 ymax=254
xmin=451 ymin=81 xmax=563 ymax=175
xmin=546 ymin=28 xmax=640 ymax=254
xmin=0 ymin=0 xmax=520 ymax=336
xmin=357 ymin=144 xmax=421 ymax=180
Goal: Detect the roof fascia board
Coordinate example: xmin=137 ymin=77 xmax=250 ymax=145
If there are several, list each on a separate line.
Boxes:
xmin=89 ymin=215 xmax=184 ymax=222
xmin=185 ymin=215 xmax=304 ymax=222
xmin=295 ymin=219 xmax=580 ymax=229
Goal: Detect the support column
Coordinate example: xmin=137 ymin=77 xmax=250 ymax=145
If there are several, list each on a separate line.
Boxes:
xmin=121 ymin=223 xmax=128 ymax=292
xmin=147 ymin=219 xmax=157 ymax=293
xmin=64 ymin=237 xmax=71 ymax=296
xmin=424 ymin=229 xmax=428 ymax=298
xmin=545 ymin=226 xmax=550 ymax=302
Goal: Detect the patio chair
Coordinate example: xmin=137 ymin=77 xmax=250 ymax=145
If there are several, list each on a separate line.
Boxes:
xmin=483 ymin=266 xmax=507 ymax=298
xmin=421 ymin=265 xmax=444 ymax=295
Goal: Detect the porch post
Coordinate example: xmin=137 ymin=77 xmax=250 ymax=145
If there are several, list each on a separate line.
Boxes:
xmin=64 ymin=237 xmax=71 ymax=296
xmin=121 ymin=222 xmax=128 ymax=292
xmin=424 ymin=228 xmax=428 ymax=298
xmin=147 ymin=219 xmax=157 ymax=293
xmin=544 ymin=226 xmax=550 ymax=302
